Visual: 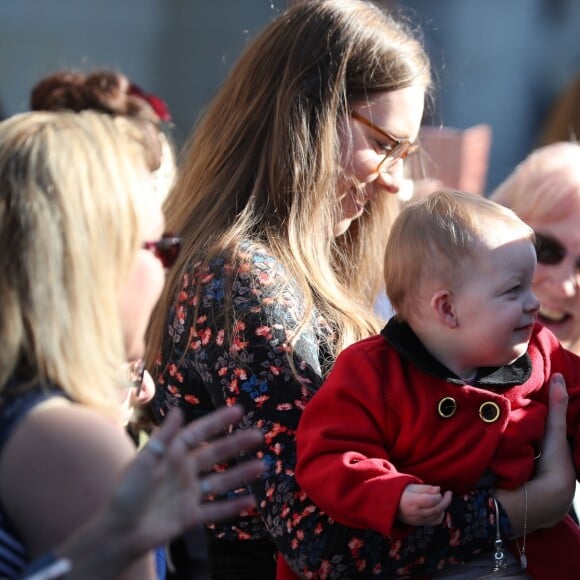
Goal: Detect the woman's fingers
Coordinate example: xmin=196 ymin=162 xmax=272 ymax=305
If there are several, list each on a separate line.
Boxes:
xmin=533 ymin=373 xmax=576 ymax=523
xmin=545 ymin=373 xmax=569 ymax=437
xmin=177 ymin=404 xmax=246 ymax=450
xmin=196 ymin=495 xmax=257 ymax=525
xmin=150 ymin=405 xmax=263 ymax=483
xmin=154 ymin=405 xmax=265 ymax=511
xmin=538 ymin=373 xmax=571 ymax=475
xmin=199 ymin=458 xmax=266 ymax=498
xmin=154 ymin=407 xmax=184 ymax=441
xmin=193 ymin=428 xmax=264 ymax=471
xmin=141 ymin=407 xmax=184 ymax=464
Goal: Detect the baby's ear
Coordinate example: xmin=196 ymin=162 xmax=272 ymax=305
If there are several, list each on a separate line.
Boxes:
xmin=430 ymin=289 xmax=458 ymax=329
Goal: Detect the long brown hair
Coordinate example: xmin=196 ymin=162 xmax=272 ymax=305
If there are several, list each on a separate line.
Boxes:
xmin=147 ymin=0 xmax=431 ymax=369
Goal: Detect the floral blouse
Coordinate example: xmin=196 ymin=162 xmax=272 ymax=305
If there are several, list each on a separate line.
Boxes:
xmin=151 ymin=241 xmax=507 ymax=578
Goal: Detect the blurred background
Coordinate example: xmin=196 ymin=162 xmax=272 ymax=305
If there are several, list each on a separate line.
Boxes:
xmin=1 ymin=0 xmax=579 ymax=193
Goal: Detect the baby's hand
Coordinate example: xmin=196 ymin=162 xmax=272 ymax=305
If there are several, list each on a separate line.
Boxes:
xmin=397 ymin=483 xmax=452 ymax=526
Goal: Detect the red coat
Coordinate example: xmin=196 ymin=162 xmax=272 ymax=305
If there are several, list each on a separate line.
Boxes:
xmin=295 ymin=319 xmax=580 ymax=578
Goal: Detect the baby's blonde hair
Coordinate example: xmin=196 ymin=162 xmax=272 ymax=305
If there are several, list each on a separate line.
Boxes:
xmin=0 ymin=111 xmax=149 ymax=421
xmin=384 ymin=189 xmax=533 ymax=321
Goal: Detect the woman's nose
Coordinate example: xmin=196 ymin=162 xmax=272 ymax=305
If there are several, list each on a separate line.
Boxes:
xmin=552 ymin=263 xmax=580 ymax=297
xmin=375 ymin=159 xmax=405 ymax=194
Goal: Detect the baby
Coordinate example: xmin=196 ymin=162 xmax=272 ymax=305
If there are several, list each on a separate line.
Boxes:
xmin=296 ymin=189 xmax=580 ymax=577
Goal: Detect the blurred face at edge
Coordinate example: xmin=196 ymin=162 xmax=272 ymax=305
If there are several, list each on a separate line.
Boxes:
xmin=528 ymin=194 xmax=580 ymax=355
xmin=118 ymin=178 xmax=167 ymax=362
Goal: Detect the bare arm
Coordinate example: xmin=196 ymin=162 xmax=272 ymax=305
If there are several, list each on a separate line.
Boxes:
xmin=0 ymin=400 xmax=155 ymax=580
xmin=19 ymin=405 xmax=265 ymax=580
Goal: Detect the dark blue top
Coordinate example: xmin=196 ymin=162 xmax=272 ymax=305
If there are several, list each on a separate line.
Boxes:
xmin=0 ymin=383 xmax=167 ymax=580
xmin=0 ymin=385 xmax=64 ymax=579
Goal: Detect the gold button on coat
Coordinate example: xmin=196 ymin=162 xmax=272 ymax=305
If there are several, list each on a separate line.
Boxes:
xmin=437 ymin=397 xmax=457 ymax=418
xmin=479 ymin=401 xmax=500 ymax=423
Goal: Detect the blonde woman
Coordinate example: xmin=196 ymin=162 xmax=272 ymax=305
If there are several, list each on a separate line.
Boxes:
xmin=146 ymin=1 xmax=574 ymax=578
xmin=30 ymin=67 xmax=178 ymax=423
xmin=0 ymin=111 xmax=264 ymax=580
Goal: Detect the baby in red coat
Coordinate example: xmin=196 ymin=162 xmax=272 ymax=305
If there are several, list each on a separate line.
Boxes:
xmin=296 ymin=189 xmax=580 ymax=578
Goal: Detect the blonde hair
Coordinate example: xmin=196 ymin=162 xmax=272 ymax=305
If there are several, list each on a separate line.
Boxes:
xmin=385 ymin=189 xmax=533 ymax=321
xmin=0 ymin=111 xmax=149 ymax=421
xmin=490 ymin=141 xmax=580 ymax=223
xmin=147 ymin=0 xmax=431 ymax=367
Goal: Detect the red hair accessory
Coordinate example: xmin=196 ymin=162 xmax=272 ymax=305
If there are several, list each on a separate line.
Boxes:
xmin=128 ymin=83 xmax=172 ymax=123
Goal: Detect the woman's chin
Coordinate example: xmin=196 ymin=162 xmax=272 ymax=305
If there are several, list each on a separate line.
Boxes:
xmin=538 ymin=313 xmax=570 ymax=335
xmin=538 ymin=314 xmax=580 ymax=353
xmin=125 ymin=340 xmax=145 ymax=364
xmin=333 ymin=217 xmax=355 ymax=238
xmin=333 ymin=209 xmax=366 ymax=238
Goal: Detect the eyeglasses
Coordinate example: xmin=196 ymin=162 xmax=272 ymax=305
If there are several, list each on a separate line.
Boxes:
xmin=142 ymin=233 xmax=182 ymax=268
xmin=128 ymin=358 xmax=146 ymax=396
xmin=534 ymin=232 xmax=580 ymax=269
xmin=350 ymin=109 xmax=419 ymax=173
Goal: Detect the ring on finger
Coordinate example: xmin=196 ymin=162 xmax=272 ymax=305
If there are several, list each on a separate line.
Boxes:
xmin=182 ymin=431 xmax=198 ymax=450
xmin=147 ymin=437 xmax=166 ymax=459
xmin=200 ymin=478 xmax=213 ymax=496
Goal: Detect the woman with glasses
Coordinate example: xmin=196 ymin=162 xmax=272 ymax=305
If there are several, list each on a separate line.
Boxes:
xmin=0 ymin=111 xmax=265 ymax=580
xmin=146 ymin=1 xmax=575 ymax=578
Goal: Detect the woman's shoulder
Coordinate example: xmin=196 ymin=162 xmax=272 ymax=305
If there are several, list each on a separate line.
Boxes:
xmin=0 ymin=384 xmax=66 ymax=458
xmin=207 ymin=240 xmax=289 ymax=278
xmin=1 ymin=399 xmax=135 ymax=489
xmin=5 ymin=399 xmax=134 ymax=466
xmin=0 ymin=399 xmax=135 ymax=554
xmin=191 ymin=240 xmax=297 ymax=301
xmin=181 ymin=240 xmax=312 ymax=340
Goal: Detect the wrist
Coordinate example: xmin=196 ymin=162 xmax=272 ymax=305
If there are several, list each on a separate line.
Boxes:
xmin=55 ymin=507 xmax=142 ymax=579
xmin=93 ymin=506 xmax=146 ymax=564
